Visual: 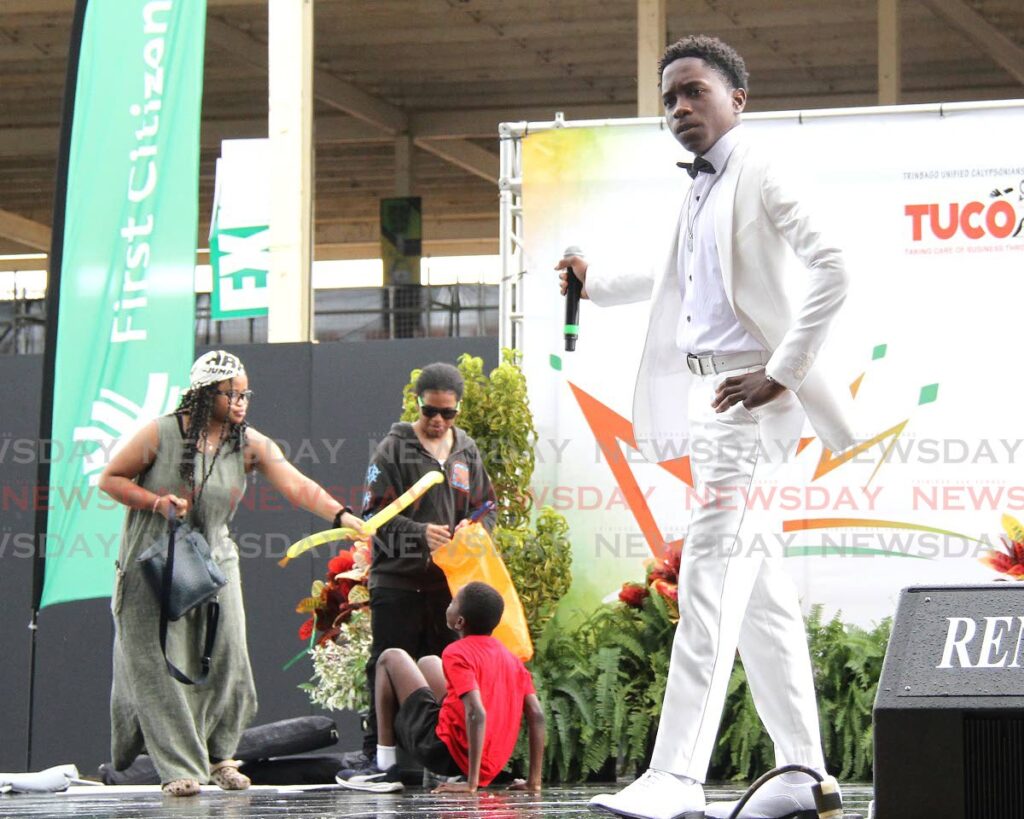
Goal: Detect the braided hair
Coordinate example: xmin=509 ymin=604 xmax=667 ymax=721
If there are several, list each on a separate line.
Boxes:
xmin=173 ymin=384 xmax=248 ymax=490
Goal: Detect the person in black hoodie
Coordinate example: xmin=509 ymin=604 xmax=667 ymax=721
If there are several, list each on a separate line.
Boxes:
xmin=341 ymin=362 xmax=497 ymax=780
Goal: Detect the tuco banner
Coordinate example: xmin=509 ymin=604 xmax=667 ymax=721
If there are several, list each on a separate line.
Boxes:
xmin=515 ymin=102 xmax=1024 ymax=625
xmin=41 ymin=0 xmax=205 ymax=607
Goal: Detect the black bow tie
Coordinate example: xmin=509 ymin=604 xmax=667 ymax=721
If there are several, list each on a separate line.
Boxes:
xmin=677 ymin=156 xmax=716 ymax=179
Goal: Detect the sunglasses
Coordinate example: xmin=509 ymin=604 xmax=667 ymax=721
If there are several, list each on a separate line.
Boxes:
xmin=216 ymin=389 xmax=254 ymax=404
xmin=418 ymin=397 xmax=460 ymax=420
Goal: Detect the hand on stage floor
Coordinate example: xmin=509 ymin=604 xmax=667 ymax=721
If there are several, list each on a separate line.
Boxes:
xmin=712 ymin=369 xmax=787 ymax=414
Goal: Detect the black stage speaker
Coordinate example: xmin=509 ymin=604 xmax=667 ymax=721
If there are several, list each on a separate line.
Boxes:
xmin=874 ymin=584 xmax=1024 ymax=819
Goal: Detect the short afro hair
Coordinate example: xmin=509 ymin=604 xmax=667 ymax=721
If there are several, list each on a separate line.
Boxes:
xmin=457 ymin=582 xmax=504 ymax=635
xmin=658 ymin=35 xmax=749 ymax=92
xmin=415 ymin=362 xmax=464 ymax=401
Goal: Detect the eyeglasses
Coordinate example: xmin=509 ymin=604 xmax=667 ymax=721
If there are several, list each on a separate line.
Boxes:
xmin=417 ymin=396 xmax=460 ymax=420
xmin=216 ymin=389 xmax=254 ymax=404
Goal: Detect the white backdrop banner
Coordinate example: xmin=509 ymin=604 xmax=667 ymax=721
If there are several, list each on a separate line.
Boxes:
xmin=517 ymin=103 xmax=1024 ymax=625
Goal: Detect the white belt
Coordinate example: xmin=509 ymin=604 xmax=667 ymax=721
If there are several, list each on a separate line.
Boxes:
xmin=685 ymin=349 xmax=770 ymax=376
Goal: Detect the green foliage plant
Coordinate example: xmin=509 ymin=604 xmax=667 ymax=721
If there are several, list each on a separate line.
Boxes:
xmin=299 ymin=610 xmax=372 ymax=713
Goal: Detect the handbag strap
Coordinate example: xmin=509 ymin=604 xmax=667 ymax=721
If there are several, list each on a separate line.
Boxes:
xmin=158 ymin=508 xmax=220 ymax=686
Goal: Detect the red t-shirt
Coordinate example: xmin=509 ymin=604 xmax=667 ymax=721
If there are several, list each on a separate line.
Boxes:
xmin=435 ymin=634 xmax=536 ymax=786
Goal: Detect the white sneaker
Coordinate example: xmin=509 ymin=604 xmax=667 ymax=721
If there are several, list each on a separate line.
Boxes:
xmin=589 ymin=768 xmax=706 ymax=819
xmin=705 ymin=772 xmax=841 ymax=819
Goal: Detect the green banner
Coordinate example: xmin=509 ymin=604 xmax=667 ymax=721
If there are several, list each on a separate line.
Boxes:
xmin=42 ymin=0 xmax=206 ymax=607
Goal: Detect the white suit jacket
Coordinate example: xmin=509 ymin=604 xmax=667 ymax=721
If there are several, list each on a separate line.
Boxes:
xmin=586 ymin=140 xmax=855 ymax=462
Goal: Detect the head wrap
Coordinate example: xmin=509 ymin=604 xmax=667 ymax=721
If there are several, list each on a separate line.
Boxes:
xmin=189 ymin=350 xmax=245 ymax=390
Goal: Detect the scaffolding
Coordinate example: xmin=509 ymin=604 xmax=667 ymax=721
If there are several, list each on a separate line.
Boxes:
xmin=496 ymin=99 xmax=1024 ymax=353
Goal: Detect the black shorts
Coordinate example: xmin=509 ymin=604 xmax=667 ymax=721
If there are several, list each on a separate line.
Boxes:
xmin=394 ymin=687 xmax=462 ymax=777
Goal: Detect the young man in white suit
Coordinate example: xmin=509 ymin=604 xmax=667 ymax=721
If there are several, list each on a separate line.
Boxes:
xmin=558 ymin=36 xmax=855 ymax=819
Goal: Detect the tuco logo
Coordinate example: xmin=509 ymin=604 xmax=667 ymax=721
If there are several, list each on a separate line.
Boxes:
xmin=906 ymin=181 xmax=1024 ymax=241
xmin=937 ymin=616 xmax=1024 ymax=669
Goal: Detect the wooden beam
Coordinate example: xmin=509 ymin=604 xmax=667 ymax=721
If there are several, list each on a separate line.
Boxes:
xmin=316 ymin=217 xmax=495 ymax=246
xmin=408 ymin=104 xmax=635 ymax=138
xmin=205 ymin=16 xmax=409 ymax=134
xmin=394 ymin=136 xmax=412 ymax=196
xmin=204 ymin=115 xmax=386 ymax=145
xmin=0 ymin=208 xmax=50 ymax=251
xmin=0 ymin=0 xmax=355 ymax=11
xmin=0 ymin=256 xmax=48 ymax=272
xmin=0 ymin=105 xmax=636 ymax=158
xmin=919 ymin=0 xmax=1024 ymax=85
xmin=878 ymin=0 xmax=901 ymax=104
xmin=412 ymin=139 xmax=498 ymax=184
xmin=266 ymin=0 xmax=313 ymax=342
xmin=204 ymin=16 xmax=509 ymax=177
xmin=0 ymin=127 xmax=57 ymax=158
xmin=0 ymin=117 xmax=391 ymax=158
xmin=312 ymin=70 xmax=408 ymax=134
xmin=637 ymin=0 xmax=666 ymax=117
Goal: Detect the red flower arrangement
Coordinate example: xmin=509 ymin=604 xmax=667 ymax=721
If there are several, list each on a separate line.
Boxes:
xmin=980 ymin=515 xmax=1024 ymax=579
xmin=618 ymin=583 xmax=649 ymax=608
xmin=617 ymin=542 xmax=682 ymax=618
xmin=296 ymin=540 xmax=372 ymax=645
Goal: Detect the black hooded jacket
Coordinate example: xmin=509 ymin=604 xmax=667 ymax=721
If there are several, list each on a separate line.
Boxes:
xmin=361 ymin=422 xmax=497 ymax=591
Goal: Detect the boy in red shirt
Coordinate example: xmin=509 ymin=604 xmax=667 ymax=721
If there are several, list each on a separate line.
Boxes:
xmin=336 ymin=581 xmax=544 ymax=793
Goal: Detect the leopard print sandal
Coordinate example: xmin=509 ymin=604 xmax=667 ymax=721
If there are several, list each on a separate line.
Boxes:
xmin=161 ymin=778 xmax=201 ymax=797
xmin=210 ymin=760 xmax=250 ymax=791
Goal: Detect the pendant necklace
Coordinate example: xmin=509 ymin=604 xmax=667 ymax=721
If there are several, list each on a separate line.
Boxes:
xmin=194 ymin=426 xmax=226 ymax=518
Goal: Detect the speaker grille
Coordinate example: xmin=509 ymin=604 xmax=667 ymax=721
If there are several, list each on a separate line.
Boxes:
xmin=964 ymin=715 xmax=1024 ymax=819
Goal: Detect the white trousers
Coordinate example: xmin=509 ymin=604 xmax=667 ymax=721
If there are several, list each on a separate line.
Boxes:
xmin=649 ymin=367 xmax=826 ymax=781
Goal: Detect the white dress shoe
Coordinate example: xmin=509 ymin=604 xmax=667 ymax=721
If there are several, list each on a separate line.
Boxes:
xmin=705 ymin=772 xmax=841 ymax=819
xmin=589 ymin=768 xmax=706 ymax=819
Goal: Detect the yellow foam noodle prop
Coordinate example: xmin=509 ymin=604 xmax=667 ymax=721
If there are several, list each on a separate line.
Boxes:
xmin=280 ymin=470 xmax=445 ymax=566
xmin=432 ymin=522 xmax=534 ymax=662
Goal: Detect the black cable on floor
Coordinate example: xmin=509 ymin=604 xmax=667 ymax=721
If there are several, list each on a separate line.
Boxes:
xmin=727 ymin=764 xmax=843 ymax=819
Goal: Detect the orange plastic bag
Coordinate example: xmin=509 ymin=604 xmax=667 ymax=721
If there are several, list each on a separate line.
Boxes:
xmin=432 ymin=522 xmax=533 ymax=661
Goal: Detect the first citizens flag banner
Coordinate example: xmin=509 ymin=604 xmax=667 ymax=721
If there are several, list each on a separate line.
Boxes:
xmin=42 ymin=1 xmax=205 ymax=607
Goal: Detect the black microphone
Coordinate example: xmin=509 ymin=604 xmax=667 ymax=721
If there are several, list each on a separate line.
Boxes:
xmin=563 ymin=245 xmax=583 ymax=352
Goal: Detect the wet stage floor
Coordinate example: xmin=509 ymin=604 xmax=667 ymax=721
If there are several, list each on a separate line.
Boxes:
xmin=0 ymin=782 xmax=874 ymax=818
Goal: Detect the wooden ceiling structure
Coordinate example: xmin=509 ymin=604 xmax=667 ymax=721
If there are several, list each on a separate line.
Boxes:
xmin=1 ymin=0 xmax=1023 ymax=271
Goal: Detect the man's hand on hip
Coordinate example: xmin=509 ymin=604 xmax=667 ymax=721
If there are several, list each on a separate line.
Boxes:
xmin=712 ymin=369 xmax=787 ymax=413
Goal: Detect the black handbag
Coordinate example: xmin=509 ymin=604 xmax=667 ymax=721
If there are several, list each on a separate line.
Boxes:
xmin=137 ymin=508 xmax=227 ymax=685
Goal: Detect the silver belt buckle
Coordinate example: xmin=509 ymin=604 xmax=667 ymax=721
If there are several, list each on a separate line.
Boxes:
xmin=687 ymin=353 xmax=713 ymax=375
